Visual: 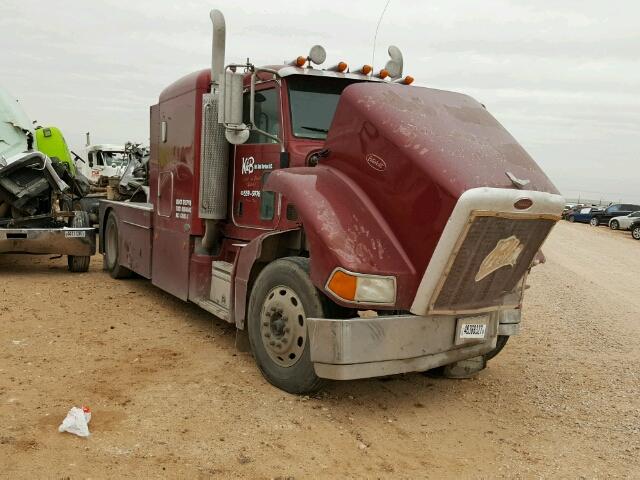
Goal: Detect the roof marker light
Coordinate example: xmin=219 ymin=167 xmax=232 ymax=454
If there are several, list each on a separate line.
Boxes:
xmin=377 ymin=69 xmax=390 ymax=79
xmin=356 ymin=64 xmax=373 ymax=75
xmin=327 ymin=62 xmax=348 ymax=72
xmin=393 ymin=75 xmax=415 ymax=85
xmin=292 ymin=56 xmax=306 ymax=67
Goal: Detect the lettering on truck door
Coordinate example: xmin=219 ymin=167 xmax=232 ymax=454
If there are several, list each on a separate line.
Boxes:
xmin=232 ymin=84 xmax=281 ymax=229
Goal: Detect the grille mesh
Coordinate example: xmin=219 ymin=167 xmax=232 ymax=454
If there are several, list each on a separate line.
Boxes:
xmin=199 ymin=93 xmax=229 ymax=219
xmin=432 ymin=215 xmax=555 ymax=313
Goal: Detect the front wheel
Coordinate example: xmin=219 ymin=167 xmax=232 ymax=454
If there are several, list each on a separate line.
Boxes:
xmin=247 ymin=257 xmax=327 ymax=394
xmin=632 ymin=226 xmax=640 ymax=240
xmin=590 ymin=217 xmax=600 ymax=227
xmin=67 ymin=211 xmax=91 ymax=273
xmin=568 ymin=215 xmax=575 ymax=223
xmin=610 ymin=220 xmax=619 ymax=230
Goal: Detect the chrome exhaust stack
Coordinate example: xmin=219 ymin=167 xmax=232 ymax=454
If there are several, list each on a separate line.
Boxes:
xmin=199 ymin=9 xmax=229 ymax=254
xmin=209 ymin=9 xmax=226 ymax=89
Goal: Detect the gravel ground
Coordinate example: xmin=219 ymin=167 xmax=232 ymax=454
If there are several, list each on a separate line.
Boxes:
xmin=0 ymin=221 xmax=638 ymax=479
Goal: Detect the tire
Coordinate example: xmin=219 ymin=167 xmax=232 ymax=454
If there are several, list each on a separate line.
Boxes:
xmin=104 ymin=212 xmax=133 ymax=279
xmin=247 ymin=257 xmax=327 ymax=394
xmin=568 ymin=215 xmax=575 ymax=223
xmin=632 ymin=226 xmax=640 ymax=240
xmin=483 ymin=335 xmax=509 ymax=362
xmin=67 ymin=211 xmax=91 ymax=273
xmin=610 ymin=220 xmax=619 ymax=230
xmin=590 ymin=217 xmax=599 ymax=227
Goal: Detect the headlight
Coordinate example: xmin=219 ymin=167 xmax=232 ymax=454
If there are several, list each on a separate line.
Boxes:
xmin=326 ymin=268 xmax=396 ymax=305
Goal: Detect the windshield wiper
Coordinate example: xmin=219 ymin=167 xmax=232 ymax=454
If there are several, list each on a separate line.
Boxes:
xmin=300 ymin=126 xmax=328 ymax=133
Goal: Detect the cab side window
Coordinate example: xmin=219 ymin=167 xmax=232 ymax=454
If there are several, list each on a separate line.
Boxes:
xmin=243 ymin=89 xmax=280 ymax=144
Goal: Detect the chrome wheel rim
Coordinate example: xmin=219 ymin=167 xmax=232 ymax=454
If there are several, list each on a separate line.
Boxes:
xmin=634 ymin=229 xmax=640 ymax=240
xmin=260 ymin=286 xmax=307 ymax=367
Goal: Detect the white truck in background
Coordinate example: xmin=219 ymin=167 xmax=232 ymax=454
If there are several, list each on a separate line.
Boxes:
xmin=76 ymin=134 xmax=128 ymax=183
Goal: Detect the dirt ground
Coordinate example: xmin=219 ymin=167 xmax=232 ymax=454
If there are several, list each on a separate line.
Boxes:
xmin=1 ymin=221 xmax=639 ymax=479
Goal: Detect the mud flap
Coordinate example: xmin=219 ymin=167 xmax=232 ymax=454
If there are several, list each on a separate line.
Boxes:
xmin=442 ymin=355 xmax=486 ymax=379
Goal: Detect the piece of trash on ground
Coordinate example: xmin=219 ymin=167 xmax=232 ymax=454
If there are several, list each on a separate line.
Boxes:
xmin=58 ymin=406 xmax=92 ymax=437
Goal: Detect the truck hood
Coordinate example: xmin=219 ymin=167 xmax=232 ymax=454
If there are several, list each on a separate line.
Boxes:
xmin=267 ymin=82 xmax=563 ymax=311
xmin=318 ymin=83 xmax=559 ymax=278
xmin=324 ymin=82 xmax=558 ymax=197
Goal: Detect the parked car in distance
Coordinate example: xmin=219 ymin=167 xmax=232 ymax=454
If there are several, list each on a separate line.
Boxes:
xmin=562 ymin=203 xmax=577 ymax=217
xmin=630 ymin=220 xmax=640 ymax=240
xmin=590 ymin=204 xmax=640 ymax=227
xmin=566 ymin=206 xmax=602 ymax=224
xmin=563 ymin=205 xmax=582 ymax=220
xmin=609 ymin=211 xmax=640 ymax=230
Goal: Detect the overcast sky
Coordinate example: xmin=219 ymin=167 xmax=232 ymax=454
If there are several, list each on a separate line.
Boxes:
xmin=1 ymin=0 xmax=638 ymax=202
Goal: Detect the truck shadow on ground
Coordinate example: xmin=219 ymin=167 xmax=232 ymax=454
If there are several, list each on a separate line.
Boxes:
xmin=132 ymin=278 xmax=487 ymax=405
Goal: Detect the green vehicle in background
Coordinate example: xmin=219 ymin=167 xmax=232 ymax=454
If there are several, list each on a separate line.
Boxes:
xmin=0 ymin=86 xmax=95 ymax=272
xmin=34 ymin=126 xmax=76 ymax=176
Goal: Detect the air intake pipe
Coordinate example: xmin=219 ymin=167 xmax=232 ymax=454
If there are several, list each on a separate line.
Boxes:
xmin=199 ymin=9 xmax=229 ymax=253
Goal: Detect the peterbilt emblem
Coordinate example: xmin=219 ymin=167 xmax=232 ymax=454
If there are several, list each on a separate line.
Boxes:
xmin=366 ymin=153 xmax=386 ymax=172
xmin=475 ymin=235 xmax=524 ymax=282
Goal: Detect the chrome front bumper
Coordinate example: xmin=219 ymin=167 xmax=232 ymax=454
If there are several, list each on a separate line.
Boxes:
xmin=0 ymin=228 xmax=96 ymax=256
xmin=307 ymin=312 xmax=504 ymax=380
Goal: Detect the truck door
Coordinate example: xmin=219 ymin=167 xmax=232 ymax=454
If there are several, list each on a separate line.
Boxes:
xmin=232 ymin=83 xmax=281 ymax=230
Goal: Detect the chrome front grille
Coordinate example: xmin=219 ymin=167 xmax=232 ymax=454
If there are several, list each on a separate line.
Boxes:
xmin=431 ymin=213 xmax=555 ymax=314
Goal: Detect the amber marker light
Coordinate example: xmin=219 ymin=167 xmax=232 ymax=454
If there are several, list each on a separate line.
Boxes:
xmin=361 ymin=64 xmax=372 ymax=75
xmin=378 ymin=69 xmax=389 ymax=79
xmin=326 ymin=268 xmax=397 ymax=305
xmin=327 ymin=62 xmax=349 ymax=72
xmin=403 ymin=75 xmax=414 ymax=85
xmin=327 ymin=270 xmax=357 ymax=301
xmin=295 ymin=56 xmax=306 ymax=67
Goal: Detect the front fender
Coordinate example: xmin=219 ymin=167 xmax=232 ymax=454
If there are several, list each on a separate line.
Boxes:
xmin=266 ymin=166 xmax=416 ymax=308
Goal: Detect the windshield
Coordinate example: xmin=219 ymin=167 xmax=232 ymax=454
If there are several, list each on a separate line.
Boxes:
xmin=288 ymin=75 xmax=361 ymax=140
xmin=100 ymin=151 xmax=127 ymax=167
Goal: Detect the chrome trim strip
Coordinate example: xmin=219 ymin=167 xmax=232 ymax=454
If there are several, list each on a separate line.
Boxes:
xmin=122 ymin=220 xmax=151 ymax=230
xmin=276 ymin=66 xmax=385 ymax=82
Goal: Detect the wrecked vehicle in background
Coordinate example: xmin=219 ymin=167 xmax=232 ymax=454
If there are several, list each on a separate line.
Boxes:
xmin=112 ymin=142 xmax=149 ymax=203
xmin=0 ymin=87 xmax=96 ymax=272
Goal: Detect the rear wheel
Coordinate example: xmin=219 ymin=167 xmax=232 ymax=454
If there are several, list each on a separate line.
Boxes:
xmin=590 ymin=217 xmax=600 ymax=227
xmin=632 ymin=226 xmax=640 ymax=240
xmin=104 ymin=212 xmax=133 ymax=279
xmin=610 ymin=220 xmax=619 ymax=230
xmin=568 ymin=215 xmax=575 ymax=223
xmin=67 ymin=211 xmax=91 ymax=273
xmin=247 ymin=257 xmax=327 ymax=394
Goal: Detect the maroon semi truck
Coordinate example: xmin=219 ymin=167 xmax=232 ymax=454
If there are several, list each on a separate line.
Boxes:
xmin=99 ymin=10 xmax=563 ymax=393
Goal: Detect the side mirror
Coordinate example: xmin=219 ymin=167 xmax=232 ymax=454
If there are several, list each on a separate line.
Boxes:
xmin=218 ymin=70 xmax=250 ymax=145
